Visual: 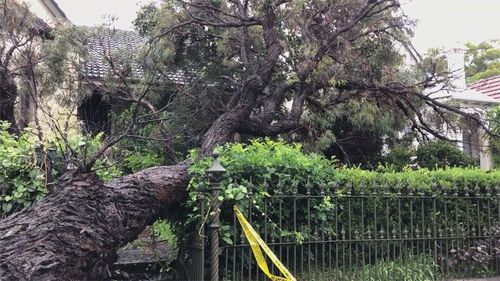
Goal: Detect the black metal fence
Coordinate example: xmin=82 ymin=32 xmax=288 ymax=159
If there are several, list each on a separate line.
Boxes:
xmin=188 ymin=158 xmax=500 ymax=281
xmin=204 ymin=181 xmax=500 ymax=281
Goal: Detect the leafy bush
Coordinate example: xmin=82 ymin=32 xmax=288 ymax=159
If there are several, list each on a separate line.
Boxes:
xmin=416 ymin=140 xmax=477 ymax=169
xmin=121 ymin=149 xmax=164 ymax=174
xmin=186 ymin=139 xmax=338 ymax=228
xmin=384 ymin=141 xmax=477 ymax=171
xmin=55 ymin=132 xmax=169 ymax=180
xmin=383 ymin=145 xmax=415 ymax=171
xmin=0 ymin=122 xmax=47 ymax=217
xmin=152 ymin=219 xmax=178 ymax=247
xmin=50 ymin=132 xmax=122 ymax=182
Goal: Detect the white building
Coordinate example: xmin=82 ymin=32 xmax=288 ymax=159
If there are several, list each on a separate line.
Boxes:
xmin=426 ymin=48 xmax=500 ymax=170
xmin=18 ymin=0 xmax=67 ymax=26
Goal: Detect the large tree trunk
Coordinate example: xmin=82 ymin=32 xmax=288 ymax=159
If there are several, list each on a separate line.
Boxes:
xmin=0 ymin=104 xmax=243 ymax=280
xmin=0 ymin=70 xmax=18 ymax=133
xmin=0 ymin=164 xmax=189 ymax=280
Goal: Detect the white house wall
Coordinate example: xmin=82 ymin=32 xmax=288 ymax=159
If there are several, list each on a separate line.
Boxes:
xmin=17 ymin=0 xmax=57 ymax=26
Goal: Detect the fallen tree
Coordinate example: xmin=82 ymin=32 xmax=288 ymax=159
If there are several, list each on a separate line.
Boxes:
xmin=0 ymin=0 xmax=494 ymax=280
xmin=0 ymin=165 xmax=189 ymax=280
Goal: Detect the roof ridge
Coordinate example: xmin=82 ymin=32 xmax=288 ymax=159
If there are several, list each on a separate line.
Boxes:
xmin=78 ymin=26 xmax=140 ymax=34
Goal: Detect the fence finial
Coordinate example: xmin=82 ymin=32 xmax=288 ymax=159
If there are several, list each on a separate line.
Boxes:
xmin=206 ymin=152 xmax=226 ymax=175
xmin=474 ymin=183 xmax=481 ymax=196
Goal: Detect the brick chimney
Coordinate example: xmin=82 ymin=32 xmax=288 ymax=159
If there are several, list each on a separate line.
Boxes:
xmin=446 ymin=48 xmax=467 ymax=90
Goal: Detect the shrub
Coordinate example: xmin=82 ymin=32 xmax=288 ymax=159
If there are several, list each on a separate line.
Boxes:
xmin=152 ymin=219 xmax=178 ymax=247
xmin=384 ymin=140 xmax=477 ymax=171
xmin=121 ymin=149 xmax=164 ymax=174
xmin=50 ymin=132 xmax=123 ymax=182
xmin=186 ymin=139 xmax=338 ymax=224
xmin=416 ymin=140 xmax=477 ymax=169
xmin=0 ymin=122 xmax=47 ymax=217
xmin=383 ymin=145 xmax=415 ymax=171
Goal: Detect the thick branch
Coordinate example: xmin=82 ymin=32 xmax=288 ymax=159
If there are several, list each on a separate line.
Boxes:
xmin=0 ymin=164 xmax=189 ymax=280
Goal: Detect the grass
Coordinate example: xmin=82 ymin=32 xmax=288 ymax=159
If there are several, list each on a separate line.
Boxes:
xmin=297 ymin=255 xmax=437 ymax=281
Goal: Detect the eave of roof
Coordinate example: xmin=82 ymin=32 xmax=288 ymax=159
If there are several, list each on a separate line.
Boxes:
xmin=10 ymin=1 xmax=53 ymax=38
xmin=428 ymin=88 xmax=500 ymax=106
xmin=450 ymin=88 xmax=500 ymax=106
xmin=39 ymin=0 xmax=68 ymax=21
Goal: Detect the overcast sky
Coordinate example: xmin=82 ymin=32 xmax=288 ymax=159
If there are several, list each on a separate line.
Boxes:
xmin=56 ymin=0 xmax=147 ymax=30
xmin=56 ymin=0 xmax=500 ymax=53
xmin=402 ymin=0 xmax=500 ymax=52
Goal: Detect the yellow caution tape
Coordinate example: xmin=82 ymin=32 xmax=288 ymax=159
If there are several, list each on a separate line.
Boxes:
xmin=234 ymin=205 xmax=297 ymax=281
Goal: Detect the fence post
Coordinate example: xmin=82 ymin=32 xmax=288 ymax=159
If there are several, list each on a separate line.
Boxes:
xmin=206 ymin=154 xmax=226 ymax=281
xmin=189 ymin=182 xmax=206 ymax=281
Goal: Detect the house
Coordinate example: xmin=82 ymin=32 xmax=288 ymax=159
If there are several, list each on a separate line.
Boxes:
xmin=8 ymin=0 xmax=71 ymax=133
xmin=77 ymin=27 xmax=192 ymax=135
xmin=17 ymin=0 xmax=190 ymax=136
xmin=77 ymin=28 xmax=147 ymax=135
xmin=0 ymin=0 xmax=60 ymax=132
xmin=18 ymin=0 xmax=67 ymax=26
xmin=426 ymin=48 xmax=500 ymax=170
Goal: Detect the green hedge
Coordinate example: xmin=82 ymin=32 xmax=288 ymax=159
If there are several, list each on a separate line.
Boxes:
xmin=189 ymin=139 xmax=500 ymax=201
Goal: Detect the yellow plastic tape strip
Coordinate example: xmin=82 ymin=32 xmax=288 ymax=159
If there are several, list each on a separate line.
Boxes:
xmin=234 ymin=206 xmax=297 ymax=281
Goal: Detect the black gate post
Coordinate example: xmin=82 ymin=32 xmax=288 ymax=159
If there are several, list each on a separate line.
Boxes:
xmin=206 ymin=154 xmax=226 ymax=281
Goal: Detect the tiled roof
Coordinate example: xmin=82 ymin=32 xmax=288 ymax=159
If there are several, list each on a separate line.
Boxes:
xmin=468 ymin=75 xmax=500 ymax=100
xmin=82 ymin=28 xmax=191 ymax=85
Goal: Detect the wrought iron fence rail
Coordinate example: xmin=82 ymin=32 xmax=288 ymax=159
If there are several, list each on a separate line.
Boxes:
xmin=265 ymin=195 xmax=500 ymax=199
xmin=221 ymin=235 xmax=500 ymax=248
xmin=215 ymin=187 xmax=500 ymax=281
xmin=164 ymin=170 xmax=500 ymax=281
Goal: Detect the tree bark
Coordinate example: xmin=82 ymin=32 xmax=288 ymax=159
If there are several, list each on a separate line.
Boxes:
xmin=0 ymin=164 xmax=189 ymax=281
xmin=0 ymin=70 xmax=18 ymax=133
xmin=201 ymin=109 xmax=247 ymax=155
xmin=17 ymin=89 xmax=30 ymax=130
